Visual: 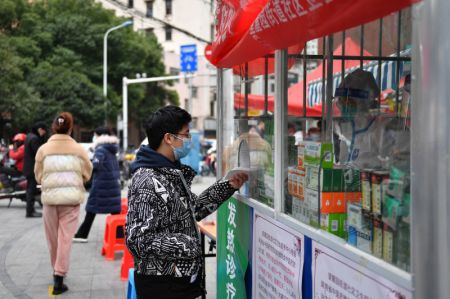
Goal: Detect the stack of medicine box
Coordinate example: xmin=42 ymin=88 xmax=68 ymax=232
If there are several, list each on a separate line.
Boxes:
xmin=347 ymin=170 xmax=388 ymax=256
xmin=289 ymin=143 xmax=307 ymax=223
xmin=303 ymin=141 xmax=334 ymax=228
xmin=319 ymin=167 xmax=362 ymax=239
xmin=292 ymin=141 xmax=329 ymax=226
xmin=303 ymin=141 xmax=361 ymax=237
xmin=382 ymin=167 xmax=410 ymax=270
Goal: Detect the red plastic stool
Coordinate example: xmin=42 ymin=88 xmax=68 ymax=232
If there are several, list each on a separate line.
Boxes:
xmin=121 ymin=198 xmax=128 ymax=215
xmin=121 ymin=248 xmax=134 ymax=280
xmin=101 ymin=214 xmax=126 ymax=261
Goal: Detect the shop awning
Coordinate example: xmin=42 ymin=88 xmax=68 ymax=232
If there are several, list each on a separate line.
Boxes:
xmin=209 ymin=0 xmax=268 ymax=66
xmin=234 ymin=93 xmax=324 ymax=117
xmin=208 ymin=0 xmax=420 ymax=68
xmin=307 ymin=48 xmax=411 ymax=106
xmin=234 ymin=38 xmax=365 ymax=116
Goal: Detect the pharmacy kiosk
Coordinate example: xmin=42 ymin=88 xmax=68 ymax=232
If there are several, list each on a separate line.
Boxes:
xmin=208 ymin=0 xmax=450 ymax=298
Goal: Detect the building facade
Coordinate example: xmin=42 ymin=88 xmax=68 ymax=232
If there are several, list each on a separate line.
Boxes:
xmin=96 ymin=0 xmax=217 ymax=135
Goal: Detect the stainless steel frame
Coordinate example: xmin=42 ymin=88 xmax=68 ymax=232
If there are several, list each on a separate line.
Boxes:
xmin=411 ymin=2 xmax=450 ymax=298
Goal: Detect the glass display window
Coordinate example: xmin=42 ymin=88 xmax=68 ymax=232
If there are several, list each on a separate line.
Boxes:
xmin=223 ymin=58 xmax=276 ymax=208
xmin=282 ymin=8 xmax=412 ymax=272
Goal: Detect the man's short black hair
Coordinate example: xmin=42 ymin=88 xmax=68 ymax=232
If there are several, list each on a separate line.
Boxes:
xmin=145 ymin=105 xmax=192 ymax=150
xmin=31 ymin=121 xmax=47 ymax=135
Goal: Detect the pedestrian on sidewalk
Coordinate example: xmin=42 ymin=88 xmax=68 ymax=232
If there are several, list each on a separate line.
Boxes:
xmin=73 ymin=126 xmax=121 ymax=243
xmin=23 ymin=121 xmax=47 ymax=218
xmin=34 ymin=112 xmax=92 ymax=295
xmin=8 ymin=133 xmax=27 ymax=173
xmin=125 ymin=105 xmax=248 ymax=299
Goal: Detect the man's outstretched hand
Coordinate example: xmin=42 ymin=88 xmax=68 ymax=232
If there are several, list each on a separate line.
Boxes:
xmin=228 ymin=173 xmax=249 ymax=189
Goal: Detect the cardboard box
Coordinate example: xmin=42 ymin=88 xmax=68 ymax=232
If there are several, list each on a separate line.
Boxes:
xmin=305 ymin=188 xmax=319 ymax=213
xmin=342 ymin=168 xmax=361 ymax=192
xmin=347 ymin=203 xmax=363 ymax=229
xmin=297 ymin=143 xmax=305 ymax=170
xmin=321 ymin=168 xmax=361 ymax=192
xmin=361 ymin=171 xmax=372 ymax=212
xmin=305 ymin=165 xmax=319 ymax=191
xmin=288 ymin=167 xmax=305 ymax=199
xmin=302 ymin=141 xmax=333 ymax=169
xmin=348 ymin=225 xmax=373 ymax=254
xmin=321 ymin=168 xmax=343 ymax=192
xmin=383 ymin=224 xmax=395 ymax=263
xmin=310 ymin=209 xmax=319 ymax=228
xmin=372 ymin=219 xmax=383 ymax=258
xmin=320 ymin=213 xmax=346 ymax=238
xmin=357 ymin=226 xmax=373 ymax=254
xmin=321 ymin=192 xmax=362 ymax=213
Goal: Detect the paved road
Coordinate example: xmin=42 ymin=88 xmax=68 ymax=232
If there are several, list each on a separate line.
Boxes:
xmin=0 ymin=176 xmax=217 ymax=299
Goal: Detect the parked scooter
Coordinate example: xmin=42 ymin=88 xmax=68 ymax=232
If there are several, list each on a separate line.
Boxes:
xmin=0 ymin=149 xmax=41 ymax=208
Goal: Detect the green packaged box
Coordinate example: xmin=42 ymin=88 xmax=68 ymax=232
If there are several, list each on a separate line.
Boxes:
xmin=395 ymin=220 xmax=410 ymax=272
xmin=321 ymin=168 xmax=343 ymax=192
xmin=342 ymin=168 xmax=361 ymax=192
xmin=303 ymin=141 xmax=333 ymax=169
xmin=382 ymin=195 xmax=401 ymax=230
xmin=320 ymin=213 xmax=346 ymax=238
xmin=321 ymin=168 xmax=361 ymax=192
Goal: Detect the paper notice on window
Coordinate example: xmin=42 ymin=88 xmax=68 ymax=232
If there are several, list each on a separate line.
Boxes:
xmin=312 ymin=241 xmax=412 ymax=299
xmin=253 ymin=212 xmax=304 ymax=299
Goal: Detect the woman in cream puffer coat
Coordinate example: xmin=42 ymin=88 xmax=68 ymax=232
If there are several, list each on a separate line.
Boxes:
xmin=34 ymin=112 xmax=92 ymax=295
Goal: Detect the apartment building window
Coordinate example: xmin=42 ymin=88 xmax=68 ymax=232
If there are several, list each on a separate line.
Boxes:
xmin=146 ymin=1 xmax=153 ymax=17
xmin=165 ymin=26 xmax=172 ymax=41
xmin=145 ymin=27 xmax=154 ymax=36
xmin=191 ymin=86 xmax=198 ymax=98
xmin=210 ymin=99 xmax=215 ymax=117
xmin=169 ymin=67 xmax=180 ymax=82
xmin=210 ymin=24 xmax=214 ymax=42
xmin=165 ymin=0 xmax=172 ymax=15
xmin=128 ymin=0 xmax=133 ymax=8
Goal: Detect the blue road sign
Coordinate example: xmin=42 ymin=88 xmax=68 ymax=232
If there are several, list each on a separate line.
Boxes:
xmin=180 ymin=44 xmax=197 ymax=72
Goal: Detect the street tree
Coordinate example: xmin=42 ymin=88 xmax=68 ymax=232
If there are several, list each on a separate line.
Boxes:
xmin=0 ymin=0 xmax=177 ymax=137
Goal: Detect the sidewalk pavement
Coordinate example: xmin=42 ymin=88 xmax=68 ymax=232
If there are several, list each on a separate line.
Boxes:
xmin=0 ymin=176 xmax=217 ymax=299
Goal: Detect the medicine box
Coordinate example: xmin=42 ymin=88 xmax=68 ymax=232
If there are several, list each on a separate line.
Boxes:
xmin=302 ymin=141 xmax=333 ymax=169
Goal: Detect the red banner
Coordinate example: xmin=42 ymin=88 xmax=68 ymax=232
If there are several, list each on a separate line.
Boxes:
xmin=209 ymin=0 xmax=420 ymax=68
xmin=209 ymin=0 xmax=268 ymax=66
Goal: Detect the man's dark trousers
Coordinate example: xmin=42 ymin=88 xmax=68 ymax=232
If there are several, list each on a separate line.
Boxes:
xmin=26 ymin=175 xmax=37 ymax=215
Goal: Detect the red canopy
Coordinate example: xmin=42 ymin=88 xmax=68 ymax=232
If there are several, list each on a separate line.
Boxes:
xmin=234 ymin=93 xmax=324 ymax=117
xmin=234 ymin=38 xmax=369 ymax=117
xmin=209 ymin=0 xmax=420 ymax=68
xmin=210 ymin=0 xmax=268 ymax=66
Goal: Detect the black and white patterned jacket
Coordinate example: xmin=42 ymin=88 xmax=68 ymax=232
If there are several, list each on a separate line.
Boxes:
xmin=125 ymin=164 xmax=236 ymax=277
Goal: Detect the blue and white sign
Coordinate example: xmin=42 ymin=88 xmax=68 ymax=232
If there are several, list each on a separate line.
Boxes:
xmin=180 ymin=44 xmax=197 ymax=72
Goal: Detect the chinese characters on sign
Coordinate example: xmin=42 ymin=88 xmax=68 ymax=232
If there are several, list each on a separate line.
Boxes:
xmin=226 ymin=201 xmax=237 ymax=299
xmin=312 ymin=242 xmax=412 ymax=299
xmin=253 ymin=212 xmax=304 ymax=299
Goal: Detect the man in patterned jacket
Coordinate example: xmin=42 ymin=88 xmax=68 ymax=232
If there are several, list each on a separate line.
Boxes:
xmin=125 ymin=105 xmax=248 ymax=299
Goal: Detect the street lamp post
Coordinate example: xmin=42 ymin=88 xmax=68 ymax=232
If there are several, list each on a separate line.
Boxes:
xmin=103 ymin=20 xmax=133 ymax=125
xmin=122 ymin=74 xmax=195 ymax=151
